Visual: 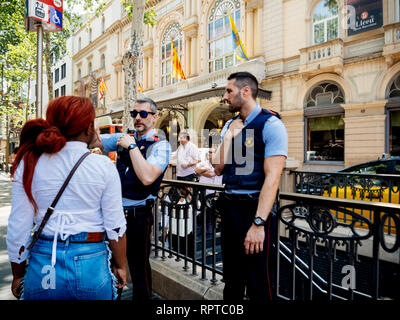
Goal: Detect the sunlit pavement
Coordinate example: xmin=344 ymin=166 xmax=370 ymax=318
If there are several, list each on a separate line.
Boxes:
xmin=0 ymin=172 xmax=15 ymax=300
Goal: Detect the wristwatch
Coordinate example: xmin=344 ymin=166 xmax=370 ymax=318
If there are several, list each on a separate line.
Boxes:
xmin=128 ymin=143 xmax=138 ymax=151
xmin=253 ymin=216 xmax=266 ymax=227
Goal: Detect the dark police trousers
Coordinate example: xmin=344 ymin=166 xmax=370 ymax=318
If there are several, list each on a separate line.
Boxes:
xmin=124 ymin=200 xmax=154 ymax=300
xmin=218 ymin=193 xmax=277 ymax=301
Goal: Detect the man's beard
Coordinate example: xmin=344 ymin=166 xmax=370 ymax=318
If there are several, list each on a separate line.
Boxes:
xmin=227 ymin=95 xmax=243 ymax=113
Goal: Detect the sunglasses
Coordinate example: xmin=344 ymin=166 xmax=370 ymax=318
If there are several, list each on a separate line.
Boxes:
xmin=130 ymin=110 xmax=156 ymax=118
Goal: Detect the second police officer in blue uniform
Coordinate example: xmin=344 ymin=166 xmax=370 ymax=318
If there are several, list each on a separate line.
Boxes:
xmin=96 ymin=98 xmax=171 ymax=300
xmin=212 ymin=72 xmax=288 ymax=301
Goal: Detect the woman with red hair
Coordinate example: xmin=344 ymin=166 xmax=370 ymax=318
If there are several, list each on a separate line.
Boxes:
xmin=6 ymin=96 xmax=127 ymax=300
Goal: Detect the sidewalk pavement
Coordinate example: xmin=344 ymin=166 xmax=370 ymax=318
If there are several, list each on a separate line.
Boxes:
xmin=0 ymin=171 xmax=15 ymax=300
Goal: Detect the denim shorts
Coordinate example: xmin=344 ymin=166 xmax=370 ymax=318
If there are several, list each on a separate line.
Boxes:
xmin=22 ymin=232 xmax=117 ymax=300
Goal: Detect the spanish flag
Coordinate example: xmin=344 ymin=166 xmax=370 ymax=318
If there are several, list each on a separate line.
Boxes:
xmin=138 ymin=81 xmax=143 ymax=92
xmin=172 ymin=40 xmax=186 ymax=80
xmin=99 ymin=77 xmax=108 ymax=102
xmin=227 ymin=10 xmax=249 ymax=62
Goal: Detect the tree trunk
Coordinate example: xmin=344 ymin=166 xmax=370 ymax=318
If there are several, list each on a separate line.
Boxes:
xmin=44 ymin=33 xmax=53 ymax=103
xmin=122 ymin=0 xmax=145 ymax=132
xmin=26 ymin=64 xmax=32 ymax=121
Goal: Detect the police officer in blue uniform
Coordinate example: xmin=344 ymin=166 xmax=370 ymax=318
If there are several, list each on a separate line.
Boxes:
xmin=96 ymin=98 xmax=171 ymax=300
xmin=212 ymin=72 xmax=288 ymax=301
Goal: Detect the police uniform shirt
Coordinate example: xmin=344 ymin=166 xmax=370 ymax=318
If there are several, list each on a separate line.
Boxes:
xmin=220 ymin=104 xmax=288 ymax=194
xmin=101 ymin=129 xmax=171 ymax=207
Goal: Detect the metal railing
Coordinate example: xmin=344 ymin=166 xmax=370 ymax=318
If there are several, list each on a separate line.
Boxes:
xmin=277 ymin=192 xmax=400 ymax=300
xmin=292 ymin=170 xmax=400 ymax=235
xmin=149 ymin=179 xmax=400 ymax=300
xmin=152 ymin=179 xmax=225 ymax=283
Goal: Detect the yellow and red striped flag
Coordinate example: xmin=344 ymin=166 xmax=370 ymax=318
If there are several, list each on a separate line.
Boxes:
xmin=138 ymin=81 xmax=143 ymax=92
xmin=99 ymin=77 xmax=108 ymax=102
xmin=172 ymin=40 xmax=186 ymax=80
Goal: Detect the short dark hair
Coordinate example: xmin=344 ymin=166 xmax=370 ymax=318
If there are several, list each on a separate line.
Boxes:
xmin=135 ymin=97 xmax=157 ymax=113
xmin=227 ymin=72 xmax=258 ymax=100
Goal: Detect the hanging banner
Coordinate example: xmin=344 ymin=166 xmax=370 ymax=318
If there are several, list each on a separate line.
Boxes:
xmin=25 ymin=0 xmax=63 ymax=32
xmin=347 ymin=0 xmax=382 ymax=36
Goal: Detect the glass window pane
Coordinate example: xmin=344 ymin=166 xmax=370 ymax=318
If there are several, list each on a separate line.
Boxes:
xmin=166 ymin=74 xmax=171 ymax=85
xmin=313 ymin=22 xmax=325 ymax=44
xmin=390 ymin=110 xmax=400 ymax=156
xmin=209 ymin=61 xmax=214 ymax=73
xmin=215 ymin=58 xmax=223 ymax=71
xmin=166 ymin=43 xmax=171 ymax=58
xmin=166 ymin=60 xmax=171 ymax=73
xmin=307 ymin=115 xmax=344 ymax=161
xmin=209 ymin=23 xmax=214 ymax=40
xmin=162 ymin=46 xmax=165 ymax=60
xmin=235 ymin=10 xmax=240 ymax=27
xmin=209 ymin=41 xmax=215 ymax=59
xmin=327 ymin=18 xmax=338 ymax=41
xmin=225 ymin=54 xmax=234 ymax=67
xmin=224 ymin=14 xmax=230 ymax=33
xmin=215 ymin=18 xmax=224 ymax=38
xmin=224 ymin=36 xmax=232 ymax=54
xmin=313 ymin=0 xmax=338 ymax=23
xmin=215 ymin=38 xmax=224 ymax=57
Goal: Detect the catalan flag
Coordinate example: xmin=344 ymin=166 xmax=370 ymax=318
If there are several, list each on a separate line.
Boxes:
xmin=138 ymin=81 xmax=143 ymax=92
xmin=172 ymin=40 xmax=186 ymax=80
xmin=99 ymin=77 xmax=108 ymax=102
xmin=227 ymin=10 xmax=249 ymax=62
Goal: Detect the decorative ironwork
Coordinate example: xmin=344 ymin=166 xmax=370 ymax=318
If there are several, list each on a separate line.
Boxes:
xmin=280 ymin=204 xmax=373 ymax=240
xmin=305 ymin=82 xmax=345 ymax=108
xmin=208 ymin=0 xmax=240 ymax=22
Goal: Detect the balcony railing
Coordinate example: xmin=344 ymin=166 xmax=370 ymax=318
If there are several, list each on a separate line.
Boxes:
xmin=150 ymin=178 xmax=400 ymax=300
xmin=145 ymin=58 xmax=266 ymax=103
xmin=299 ymin=39 xmax=344 ymax=77
xmin=383 ymin=22 xmax=400 ymax=64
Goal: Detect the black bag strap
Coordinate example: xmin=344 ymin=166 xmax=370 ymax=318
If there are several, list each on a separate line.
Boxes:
xmin=27 ymin=151 xmax=91 ymax=251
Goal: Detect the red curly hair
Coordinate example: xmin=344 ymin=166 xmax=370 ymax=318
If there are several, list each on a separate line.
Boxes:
xmin=11 ymin=96 xmax=96 ymax=212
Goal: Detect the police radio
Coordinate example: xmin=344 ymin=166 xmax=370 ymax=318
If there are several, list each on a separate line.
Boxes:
xmin=117 ymin=129 xmax=136 ymax=153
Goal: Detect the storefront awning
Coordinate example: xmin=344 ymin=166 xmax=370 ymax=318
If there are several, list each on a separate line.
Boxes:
xmin=156 ymin=87 xmax=272 ymax=110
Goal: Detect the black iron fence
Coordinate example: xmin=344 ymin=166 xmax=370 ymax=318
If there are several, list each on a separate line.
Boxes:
xmin=277 ymin=192 xmax=400 ymax=300
xmin=292 ymin=170 xmax=400 ymax=236
xmin=152 ymin=179 xmax=225 ymax=282
xmin=150 ymin=178 xmax=400 ymax=300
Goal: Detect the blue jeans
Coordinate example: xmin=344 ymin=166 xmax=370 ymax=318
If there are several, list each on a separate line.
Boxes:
xmin=22 ymin=232 xmax=117 ymax=300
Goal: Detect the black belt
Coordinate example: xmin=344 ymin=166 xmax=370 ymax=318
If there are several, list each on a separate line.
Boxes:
xmin=124 ymin=199 xmax=154 ymax=216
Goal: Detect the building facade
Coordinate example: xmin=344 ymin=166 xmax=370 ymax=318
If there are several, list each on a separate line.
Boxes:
xmin=71 ymin=0 xmax=400 ymax=171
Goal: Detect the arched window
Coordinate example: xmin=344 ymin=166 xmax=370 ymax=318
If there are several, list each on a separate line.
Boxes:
xmin=89 ymin=28 xmax=92 ymax=43
xmin=160 ymin=22 xmax=183 ymax=87
xmin=88 ymin=62 xmax=92 ymax=74
xmin=208 ymin=0 xmax=241 ymax=72
xmin=78 ymin=68 xmax=81 ymax=79
xmin=100 ymin=54 xmax=105 ymax=69
xmin=304 ymin=82 xmax=345 ymax=162
xmin=312 ymin=0 xmax=339 ymax=45
xmin=78 ymin=37 xmax=81 ymax=51
xmin=387 ymin=73 xmax=400 ymax=156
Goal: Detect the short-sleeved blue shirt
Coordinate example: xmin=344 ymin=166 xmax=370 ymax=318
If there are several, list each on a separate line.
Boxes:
xmin=101 ymin=129 xmax=171 ymax=206
xmin=220 ymin=105 xmax=288 ymax=194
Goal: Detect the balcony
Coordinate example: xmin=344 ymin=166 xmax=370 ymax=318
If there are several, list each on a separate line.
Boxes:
xmin=299 ymin=39 xmax=344 ymax=79
xmin=383 ymin=22 xmax=400 ymax=66
xmin=145 ymin=58 xmax=266 ymax=105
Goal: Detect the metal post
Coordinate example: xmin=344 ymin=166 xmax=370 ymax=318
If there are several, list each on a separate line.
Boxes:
xmin=36 ymin=23 xmax=43 ymax=118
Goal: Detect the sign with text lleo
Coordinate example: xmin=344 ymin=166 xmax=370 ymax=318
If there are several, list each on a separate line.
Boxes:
xmin=347 ymin=0 xmax=382 ymax=36
xmin=25 ymin=0 xmax=63 ymax=32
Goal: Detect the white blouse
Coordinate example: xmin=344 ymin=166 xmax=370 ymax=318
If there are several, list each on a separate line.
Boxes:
xmin=7 ymin=141 xmax=126 ymax=264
